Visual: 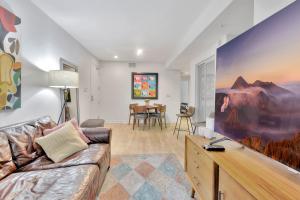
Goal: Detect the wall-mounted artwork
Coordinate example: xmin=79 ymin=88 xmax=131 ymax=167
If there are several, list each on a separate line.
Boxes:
xmin=215 ymin=1 xmax=300 ymax=171
xmin=0 ymin=6 xmax=21 ymax=110
xmin=132 ymin=73 xmax=158 ymax=99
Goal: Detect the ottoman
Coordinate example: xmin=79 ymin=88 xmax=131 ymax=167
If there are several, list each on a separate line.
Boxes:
xmin=80 ymin=119 xmax=105 ymax=128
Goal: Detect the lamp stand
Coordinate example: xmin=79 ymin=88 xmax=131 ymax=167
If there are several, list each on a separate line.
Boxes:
xmin=57 ymin=89 xmax=69 ymax=124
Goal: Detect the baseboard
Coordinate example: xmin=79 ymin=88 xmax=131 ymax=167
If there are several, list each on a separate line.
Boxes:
xmin=105 ymin=120 xmax=177 ymax=124
xmin=105 ymin=120 xmax=128 ymax=124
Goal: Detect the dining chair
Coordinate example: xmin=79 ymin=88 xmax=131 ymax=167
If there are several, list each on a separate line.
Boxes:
xmin=149 ymin=105 xmax=167 ymax=130
xmin=173 ymin=106 xmax=195 ymax=139
xmin=160 ymin=105 xmax=167 ymax=128
xmin=147 ymin=103 xmax=161 ymax=114
xmin=149 ymin=105 xmax=162 ymax=130
xmin=128 ymin=103 xmax=138 ymax=125
xmin=132 ymin=105 xmax=149 ymax=130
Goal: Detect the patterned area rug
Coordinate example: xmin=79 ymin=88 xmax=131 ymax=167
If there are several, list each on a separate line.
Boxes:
xmin=99 ymin=154 xmax=193 ymax=200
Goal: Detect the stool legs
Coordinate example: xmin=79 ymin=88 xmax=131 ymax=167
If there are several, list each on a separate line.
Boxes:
xmin=193 ymin=125 xmax=197 ymax=134
xmin=173 ymin=116 xmax=179 ymax=135
xmin=173 ymin=116 xmax=193 ymax=138
xmin=188 ymin=117 xmax=193 ymax=135
xmin=186 ymin=117 xmax=191 ymax=134
xmin=177 ymin=117 xmax=183 ymax=139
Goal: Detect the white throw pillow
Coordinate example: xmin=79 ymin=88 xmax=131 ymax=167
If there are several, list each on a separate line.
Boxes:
xmin=35 ymin=121 xmax=88 ymax=163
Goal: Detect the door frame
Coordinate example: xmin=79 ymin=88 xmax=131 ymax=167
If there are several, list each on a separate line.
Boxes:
xmin=60 ymin=58 xmax=80 ymax=123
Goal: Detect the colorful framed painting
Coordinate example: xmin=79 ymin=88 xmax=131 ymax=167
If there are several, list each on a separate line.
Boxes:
xmin=132 ymin=73 xmax=158 ymax=99
xmin=0 ymin=6 xmax=21 ymax=110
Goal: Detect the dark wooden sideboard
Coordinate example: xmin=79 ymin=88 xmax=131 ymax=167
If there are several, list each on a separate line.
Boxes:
xmin=185 ymin=135 xmax=300 ymax=200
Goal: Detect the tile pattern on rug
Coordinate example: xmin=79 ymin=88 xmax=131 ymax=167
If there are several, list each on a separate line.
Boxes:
xmin=99 ymin=154 xmax=193 ymax=200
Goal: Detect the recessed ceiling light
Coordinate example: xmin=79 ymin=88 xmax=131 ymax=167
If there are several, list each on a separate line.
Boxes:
xmin=136 ymin=49 xmax=143 ymax=56
xmin=114 ymin=55 xmax=118 ymax=59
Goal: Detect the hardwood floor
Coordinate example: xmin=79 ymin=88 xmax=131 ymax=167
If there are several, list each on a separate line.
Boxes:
xmin=106 ymin=122 xmax=191 ymax=166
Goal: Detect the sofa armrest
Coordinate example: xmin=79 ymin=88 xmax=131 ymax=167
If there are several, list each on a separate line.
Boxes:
xmin=81 ymin=127 xmax=112 ymax=144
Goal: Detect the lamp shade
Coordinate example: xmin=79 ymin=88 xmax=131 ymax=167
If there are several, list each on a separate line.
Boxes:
xmin=48 ymin=70 xmax=79 ymax=88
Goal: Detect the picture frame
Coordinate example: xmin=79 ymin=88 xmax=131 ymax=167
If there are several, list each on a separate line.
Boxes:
xmin=0 ymin=6 xmax=21 ymax=111
xmin=131 ymin=72 xmax=158 ymax=99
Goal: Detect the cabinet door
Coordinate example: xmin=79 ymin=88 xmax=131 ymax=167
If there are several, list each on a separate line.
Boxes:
xmin=186 ymin=138 xmax=217 ymax=200
xmin=219 ymin=168 xmax=256 ymax=200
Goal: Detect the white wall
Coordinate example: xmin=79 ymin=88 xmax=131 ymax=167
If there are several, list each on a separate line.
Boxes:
xmin=0 ymin=1 xmax=98 ymax=126
xmin=92 ymin=62 xmax=181 ymax=123
xmin=253 ymin=0 xmax=295 ymax=25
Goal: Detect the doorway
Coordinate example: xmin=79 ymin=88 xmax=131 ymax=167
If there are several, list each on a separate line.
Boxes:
xmin=195 ymin=56 xmax=216 ymax=122
xmin=60 ymin=58 xmax=80 ymax=123
xmin=180 ymin=75 xmax=189 ymax=104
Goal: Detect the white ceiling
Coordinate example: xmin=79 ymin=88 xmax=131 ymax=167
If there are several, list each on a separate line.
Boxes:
xmin=31 ymin=0 xmax=217 ymax=63
xmin=169 ymin=0 xmax=254 ymax=71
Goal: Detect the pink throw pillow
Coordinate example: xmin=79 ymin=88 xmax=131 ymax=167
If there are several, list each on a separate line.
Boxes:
xmin=43 ymin=118 xmax=90 ymax=144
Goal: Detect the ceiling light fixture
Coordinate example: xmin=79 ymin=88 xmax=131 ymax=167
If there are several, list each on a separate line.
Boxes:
xmin=114 ymin=55 xmax=118 ymax=59
xmin=136 ymin=49 xmax=143 ymax=56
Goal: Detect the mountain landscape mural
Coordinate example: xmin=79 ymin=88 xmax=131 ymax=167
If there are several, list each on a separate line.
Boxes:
xmin=215 ymin=1 xmax=300 ymax=171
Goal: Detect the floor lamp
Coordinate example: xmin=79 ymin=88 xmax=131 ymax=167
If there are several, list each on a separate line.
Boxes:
xmin=48 ymin=70 xmax=79 ymax=124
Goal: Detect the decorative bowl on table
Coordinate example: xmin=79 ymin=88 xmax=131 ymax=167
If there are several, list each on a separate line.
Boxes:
xmin=144 ymin=99 xmax=150 ymax=106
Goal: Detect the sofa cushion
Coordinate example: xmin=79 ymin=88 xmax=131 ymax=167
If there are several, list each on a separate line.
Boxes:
xmin=18 ymin=144 xmax=110 ymax=172
xmin=35 ymin=122 xmax=88 ymax=163
xmin=0 ymin=165 xmax=101 ymax=200
xmin=31 ymin=116 xmax=57 ymax=156
xmin=44 ymin=118 xmax=90 ymax=143
xmin=35 ymin=116 xmax=57 ymax=131
xmin=32 ymin=125 xmax=45 ymax=156
xmin=4 ymin=124 xmax=40 ymax=168
xmin=81 ymin=127 xmax=111 ymax=144
xmin=80 ymin=119 xmax=105 ymax=128
xmin=0 ymin=132 xmax=17 ymax=180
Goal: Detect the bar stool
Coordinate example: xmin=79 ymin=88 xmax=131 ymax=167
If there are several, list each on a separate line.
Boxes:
xmin=173 ymin=106 xmax=195 ymax=139
xmin=192 ymin=121 xmax=205 ymax=134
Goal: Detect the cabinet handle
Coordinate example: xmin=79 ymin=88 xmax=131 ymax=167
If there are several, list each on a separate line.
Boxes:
xmin=218 ymin=191 xmax=224 ymax=200
xmin=193 ymin=148 xmax=200 ymax=155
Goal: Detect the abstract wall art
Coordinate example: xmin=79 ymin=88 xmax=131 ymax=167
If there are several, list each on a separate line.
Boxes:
xmin=215 ymin=1 xmax=300 ymax=171
xmin=132 ymin=72 xmax=158 ymax=99
xmin=0 ymin=6 xmax=21 ymax=110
